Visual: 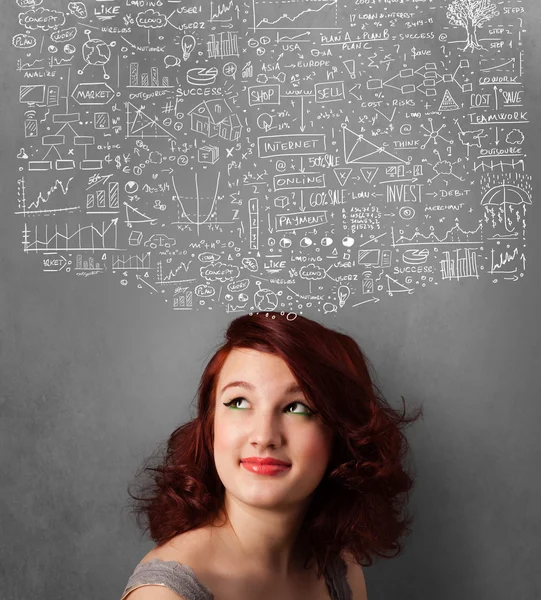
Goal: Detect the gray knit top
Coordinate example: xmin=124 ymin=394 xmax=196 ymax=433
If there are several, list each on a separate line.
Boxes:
xmin=120 ymin=555 xmax=352 ymax=600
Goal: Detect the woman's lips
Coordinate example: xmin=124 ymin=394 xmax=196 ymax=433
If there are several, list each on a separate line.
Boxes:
xmin=241 ymin=462 xmax=291 ymax=475
xmin=241 ymin=456 xmax=291 ymax=467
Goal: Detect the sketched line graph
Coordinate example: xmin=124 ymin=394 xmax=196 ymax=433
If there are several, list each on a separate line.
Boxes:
xmin=22 ymin=218 xmax=120 ymax=252
xmin=489 ymin=247 xmax=526 ymax=275
xmin=111 ymin=253 xmax=152 ymax=270
xmin=156 ymin=260 xmax=195 ymax=285
xmin=252 ymin=0 xmax=338 ymax=30
xmin=15 ymin=176 xmax=80 ymax=215
xmin=391 ymin=223 xmax=483 ymax=247
xmin=210 ymin=1 xmax=240 ymax=23
xmin=171 ymin=171 xmax=233 ymax=235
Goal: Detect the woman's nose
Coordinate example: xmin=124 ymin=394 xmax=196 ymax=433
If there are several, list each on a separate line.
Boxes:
xmin=248 ymin=412 xmax=284 ymax=448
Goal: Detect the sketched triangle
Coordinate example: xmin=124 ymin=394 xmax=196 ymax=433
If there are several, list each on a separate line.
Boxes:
xmin=124 ymin=201 xmax=157 ymax=223
xmin=127 ymin=102 xmax=175 ymax=138
xmin=386 ymin=274 xmax=413 ymax=293
xmin=333 ymin=168 xmax=352 ymax=186
xmin=343 ymin=126 xmax=363 ymax=163
xmin=343 ymin=127 xmax=406 ymax=165
xmin=360 ymin=167 xmax=379 ymax=183
xmin=353 ymin=146 xmax=405 ymax=165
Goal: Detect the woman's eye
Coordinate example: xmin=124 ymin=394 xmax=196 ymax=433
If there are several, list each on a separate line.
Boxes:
xmin=223 ymin=397 xmax=248 ymax=409
xmin=288 ymin=401 xmax=313 ymax=415
xmin=222 ymin=398 xmax=314 ymax=416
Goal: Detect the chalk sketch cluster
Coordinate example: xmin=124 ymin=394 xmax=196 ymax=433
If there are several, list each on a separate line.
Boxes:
xmin=14 ymin=0 xmax=531 ymax=313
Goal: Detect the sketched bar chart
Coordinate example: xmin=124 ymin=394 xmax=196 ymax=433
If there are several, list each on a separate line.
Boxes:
xmin=128 ymin=62 xmax=172 ymax=88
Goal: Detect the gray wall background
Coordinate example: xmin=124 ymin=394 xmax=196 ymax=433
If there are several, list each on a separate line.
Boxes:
xmin=2 ymin=4 xmax=541 ymax=600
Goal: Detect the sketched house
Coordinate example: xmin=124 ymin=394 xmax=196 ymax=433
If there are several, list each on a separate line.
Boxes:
xmin=188 ymin=99 xmax=242 ymax=142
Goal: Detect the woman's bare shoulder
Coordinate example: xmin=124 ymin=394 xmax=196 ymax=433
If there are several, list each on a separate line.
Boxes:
xmin=121 ymin=531 xmax=210 ymax=600
xmin=123 ymin=586 xmax=187 ymax=600
xmin=139 ymin=529 xmax=208 ymax=565
xmin=340 ymin=551 xmax=368 ymax=600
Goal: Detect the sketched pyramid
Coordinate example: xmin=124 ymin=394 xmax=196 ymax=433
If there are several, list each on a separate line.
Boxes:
xmin=439 ymin=89 xmax=459 ymax=112
xmin=127 ymin=102 xmax=174 ymax=138
xmin=342 ymin=126 xmax=406 ymax=165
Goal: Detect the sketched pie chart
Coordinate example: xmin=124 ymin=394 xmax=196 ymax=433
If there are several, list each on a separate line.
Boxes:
xmin=186 ymin=67 xmax=218 ymax=86
xmin=402 ymin=249 xmax=429 ymax=265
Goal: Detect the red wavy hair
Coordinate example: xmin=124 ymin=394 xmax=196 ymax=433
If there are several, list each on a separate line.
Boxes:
xmin=127 ymin=311 xmax=423 ymax=577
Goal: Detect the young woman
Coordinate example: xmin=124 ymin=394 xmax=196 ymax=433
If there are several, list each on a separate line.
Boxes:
xmin=120 ymin=311 xmax=422 ymax=600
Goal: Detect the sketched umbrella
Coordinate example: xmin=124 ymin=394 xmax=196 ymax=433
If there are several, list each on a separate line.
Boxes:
xmin=481 ymin=183 xmax=532 ymax=232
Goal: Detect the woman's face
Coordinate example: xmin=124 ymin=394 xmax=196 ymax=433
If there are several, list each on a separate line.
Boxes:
xmin=212 ymin=348 xmax=334 ymax=512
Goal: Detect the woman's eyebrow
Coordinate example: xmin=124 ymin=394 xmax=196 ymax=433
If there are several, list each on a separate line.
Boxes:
xmin=219 ymin=380 xmax=303 ymax=396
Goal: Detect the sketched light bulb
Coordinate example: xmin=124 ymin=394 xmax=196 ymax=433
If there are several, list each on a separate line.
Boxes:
xmin=181 ymin=35 xmax=196 ymax=60
xmin=337 ymin=285 xmax=350 ymax=308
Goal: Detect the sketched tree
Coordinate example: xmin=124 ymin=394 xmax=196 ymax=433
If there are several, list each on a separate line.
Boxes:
xmin=446 ymin=0 xmax=499 ymax=52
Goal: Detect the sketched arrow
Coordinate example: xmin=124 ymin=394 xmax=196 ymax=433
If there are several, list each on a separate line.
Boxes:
xmin=348 ymin=84 xmax=363 ymax=100
xmin=352 ymin=297 xmax=380 ymax=307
